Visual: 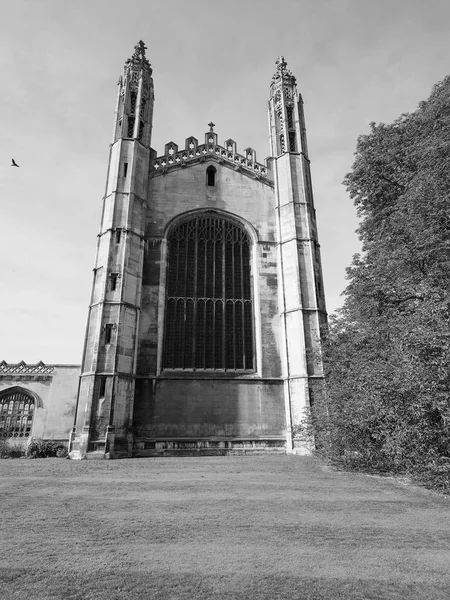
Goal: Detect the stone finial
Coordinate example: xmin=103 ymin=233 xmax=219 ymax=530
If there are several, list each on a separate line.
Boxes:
xmin=270 ymin=55 xmax=296 ymax=92
xmin=125 ymin=40 xmax=152 ymax=74
xmin=133 ymin=40 xmax=148 ymax=62
xmin=208 ymin=122 xmax=215 ymax=132
xmin=276 ymin=56 xmax=287 ymax=72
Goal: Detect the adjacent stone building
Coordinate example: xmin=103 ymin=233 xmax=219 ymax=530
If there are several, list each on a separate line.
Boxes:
xmin=0 ymin=361 xmax=79 ymax=445
xmin=1 ymin=42 xmax=327 ymax=457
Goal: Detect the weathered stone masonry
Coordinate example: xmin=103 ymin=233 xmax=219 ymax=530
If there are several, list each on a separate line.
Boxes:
xmin=67 ymin=43 xmax=328 ymax=458
xmin=0 ymin=361 xmax=79 ymax=444
xmin=0 ymin=43 xmax=327 ymax=457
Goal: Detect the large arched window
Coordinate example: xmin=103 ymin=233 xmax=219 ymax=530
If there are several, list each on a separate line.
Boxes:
xmin=163 ymin=214 xmax=254 ymax=370
xmin=0 ymin=389 xmax=35 ymax=437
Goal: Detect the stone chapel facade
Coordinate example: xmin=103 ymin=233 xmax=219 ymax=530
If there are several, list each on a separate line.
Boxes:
xmin=1 ymin=42 xmax=327 ymax=457
xmin=68 ymin=40 xmax=327 ymax=458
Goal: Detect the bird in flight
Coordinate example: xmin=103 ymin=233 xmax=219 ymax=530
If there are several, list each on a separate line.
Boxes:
xmin=11 ymin=158 xmax=19 ymax=167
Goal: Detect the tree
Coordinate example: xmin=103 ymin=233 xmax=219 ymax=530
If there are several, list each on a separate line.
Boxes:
xmin=317 ymin=76 xmax=450 ymax=489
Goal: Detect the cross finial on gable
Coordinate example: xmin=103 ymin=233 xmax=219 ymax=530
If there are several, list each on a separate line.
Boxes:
xmin=208 ymin=122 xmax=215 ymax=132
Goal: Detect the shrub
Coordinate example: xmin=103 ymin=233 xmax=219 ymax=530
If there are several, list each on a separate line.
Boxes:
xmin=26 ymin=438 xmax=68 ymax=459
xmin=314 ymin=76 xmax=450 ymax=495
xmin=0 ymin=438 xmax=26 ymax=458
xmin=413 ymin=459 xmax=450 ymax=493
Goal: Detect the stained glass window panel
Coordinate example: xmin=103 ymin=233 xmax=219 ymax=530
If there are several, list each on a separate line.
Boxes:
xmin=163 ymin=215 xmax=254 ymax=370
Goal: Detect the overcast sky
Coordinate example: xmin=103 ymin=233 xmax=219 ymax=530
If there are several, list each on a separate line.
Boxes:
xmin=1 ymin=0 xmax=449 ymax=364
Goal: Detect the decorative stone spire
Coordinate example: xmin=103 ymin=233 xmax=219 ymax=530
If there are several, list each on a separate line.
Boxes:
xmin=126 ymin=40 xmax=152 ymax=73
xmin=270 ymin=56 xmax=296 ymax=95
xmin=112 ymin=41 xmax=154 ymax=146
xmin=122 ymin=41 xmax=153 ymax=95
xmin=267 ymin=57 xmax=327 ymax=454
xmin=268 ymin=56 xmax=300 ymax=155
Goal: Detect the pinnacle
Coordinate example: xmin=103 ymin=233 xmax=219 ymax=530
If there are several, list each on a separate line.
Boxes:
xmin=271 ymin=56 xmax=296 ymax=89
xmin=125 ymin=40 xmax=152 ymax=73
xmin=276 ymin=56 xmax=287 ymax=71
xmin=133 ymin=40 xmax=147 ymax=61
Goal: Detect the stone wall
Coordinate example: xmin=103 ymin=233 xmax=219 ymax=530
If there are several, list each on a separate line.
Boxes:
xmin=134 ymin=159 xmax=286 ymax=444
xmin=0 ymin=362 xmax=80 ymax=443
xmin=134 ymin=377 xmax=285 ymax=438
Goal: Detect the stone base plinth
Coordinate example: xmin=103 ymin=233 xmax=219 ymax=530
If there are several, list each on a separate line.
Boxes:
xmin=133 ymin=437 xmax=286 ymax=457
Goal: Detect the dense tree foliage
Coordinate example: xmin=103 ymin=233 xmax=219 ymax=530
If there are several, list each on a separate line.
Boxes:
xmin=314 ymin=76 xmax=450 ymax=490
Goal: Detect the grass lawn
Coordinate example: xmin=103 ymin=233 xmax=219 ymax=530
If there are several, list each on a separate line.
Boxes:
xmin=0 ymin=455 xmax=449 ymax=600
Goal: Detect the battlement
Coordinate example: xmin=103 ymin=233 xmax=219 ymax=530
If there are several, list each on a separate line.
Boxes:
xmin=151 ymin=132 xmax=272 ymax=183
xmin=0 ymin=361 xmax=56 ymax=375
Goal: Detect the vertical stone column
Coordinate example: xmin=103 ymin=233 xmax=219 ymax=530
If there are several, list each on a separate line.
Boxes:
xmin=70 ymin=42 xmax=154 ymax=459
xmin=268 ymin=58 xmax=327 ymax=453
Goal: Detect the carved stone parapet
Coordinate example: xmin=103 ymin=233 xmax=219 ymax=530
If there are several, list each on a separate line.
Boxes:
xmin=0 ymin=361 xmax=55 ymax=375
xmin=151 ymin=138 xmax=272 ymax=184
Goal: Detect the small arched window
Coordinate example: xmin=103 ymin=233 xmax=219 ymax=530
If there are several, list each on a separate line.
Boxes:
xmin=0 ymin=389 xmax=35 ymax=438
xmin=206 ymin=165 xmax=216 ymax=186
xmin=163 ymin=214 xmax=254 ymax=371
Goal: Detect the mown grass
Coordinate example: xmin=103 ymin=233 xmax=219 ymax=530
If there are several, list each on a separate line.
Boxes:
xmin=0 ymin=455 xmax=449 ymax=599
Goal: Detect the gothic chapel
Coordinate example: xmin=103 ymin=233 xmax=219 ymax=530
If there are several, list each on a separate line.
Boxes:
xmin=0 ymin=41 xmax=327 ymax=457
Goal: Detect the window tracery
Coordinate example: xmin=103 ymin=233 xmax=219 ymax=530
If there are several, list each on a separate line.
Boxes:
xmin=130 ymin=92 xmax=137 ymax=114
xmin=287 ymin=106 xmax=294 ymax=129
xmin=163 ymin=215 xmax=254 ymax=371
xmin=127 ymin=117 xmax=135 ymax=138
xmin=289 ymin=132 xmax=296 ymax=152
xmin=127 ymin=92 xmax=137 ymax=137
xmin=0 ymin=391 xmax=34 ymax=437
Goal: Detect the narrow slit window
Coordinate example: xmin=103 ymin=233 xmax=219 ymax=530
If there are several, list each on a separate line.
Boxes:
xmin=130 ymin=92 xmax=137 ymax=114
xmin=316 ymin=279 xmax=322 ymax=299
xmin=289 ymin=132 xmax=296 ymax=152
xmin=127 ymin=117 xmax=135 ymax=138
xmin=99 ymin=378 xmax=106 ymax=398
xmin=123 ymin=163 xmax=128 ymax=177
xmin=287 ymin=106 xmax=294 ymax=129
xmin=115 ymin=229 xmax=122 ymax=244
xmin=105 ymin=324 xmax=114 ymax=345
xmin=110 ymin=273 xmax=118 ymax=291
xmin=206 ymin=165 xmax=216 ymax=186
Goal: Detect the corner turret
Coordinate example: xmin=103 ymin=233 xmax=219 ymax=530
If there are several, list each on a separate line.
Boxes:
xmin=69 ymin=42 xmax=154 ymax=459
xmin=113 ymin=41 xmax=154 ymax=147
xmin=268 ymin=57 xmax=327 ymax=453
